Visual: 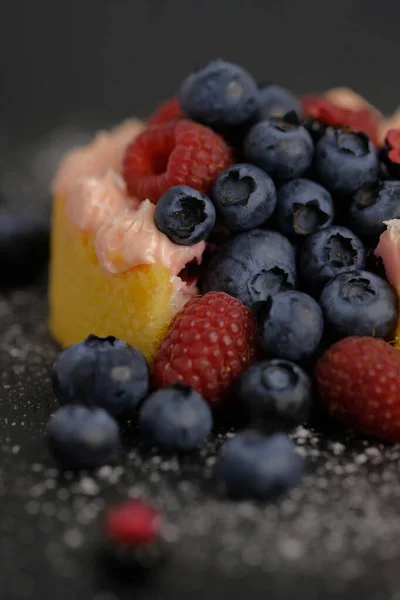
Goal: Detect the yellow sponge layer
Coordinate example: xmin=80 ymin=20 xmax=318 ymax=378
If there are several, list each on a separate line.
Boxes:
xmin=49 ymin=194 xmax=173 ymax=359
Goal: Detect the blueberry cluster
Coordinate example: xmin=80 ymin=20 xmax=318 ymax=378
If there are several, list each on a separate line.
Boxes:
xmin=48 ymin=335 xmax=213 ymax=468
xmin=48 ymin=334 xmax=301 ymax=501
xmin=173 ymin=59 xmax=399 ymax=353
xmin=150 ymin=59 xmax=400 ymax=499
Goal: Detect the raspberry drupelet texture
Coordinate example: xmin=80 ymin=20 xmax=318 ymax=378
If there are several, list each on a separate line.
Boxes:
xmin=152 ymin=291 xmax=258 ymax=404
xmin=316 ymin=336 xmax=400 ymax=443
xmin=123 ymin=120 xmax=233 ymax=203
xmin=147 ymin=97 xmax=183 ymax=126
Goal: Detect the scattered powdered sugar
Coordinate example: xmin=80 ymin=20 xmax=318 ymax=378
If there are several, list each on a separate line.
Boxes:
xmin=63 ymin=528 xmax=84 ymax=549
xmin=1 ymin=287 xmax=400 ymax=599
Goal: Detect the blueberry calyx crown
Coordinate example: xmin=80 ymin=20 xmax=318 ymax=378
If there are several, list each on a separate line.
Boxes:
xmin=282 ymin=110 xmax=301 ymax=125
xmin=170 ymin=381 xmax=195 ymax=396
xmin=218 ymin=168 xmax=257 ymax=207
xmin=353 ymin=182 xmax=382 ymax=209
xmin=341 ymin=275 xmax=376 ymax=302
xmin=250 ymin=266 xmax=293 ymax=298
xmin=324 ymin=233 xmax=358 ymax=268
xmin=292 ymin=199 xmax=330 ymax=234
xmin=85 ymin=334 xmax=117 ymax=347
xmin=271 ymin=110 xmax=301 ymax=132
xmin=335 ymin=129 xmax=370 ymax=157
xmin=172 ymin=197 xmax=207 ymax=239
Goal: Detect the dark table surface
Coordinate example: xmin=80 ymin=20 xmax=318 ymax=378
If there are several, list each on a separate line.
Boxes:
xmin=2 ymin=1 xmax=400 ymax=599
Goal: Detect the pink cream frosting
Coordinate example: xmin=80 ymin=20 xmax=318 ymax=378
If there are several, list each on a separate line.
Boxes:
xmin=52 ymin=119 xmax=145 ymax=196
xmin=325 ymin=87 xmax=380 ymax=114
xmin=94 ymin=199 xmax=205 ymax=276
xmin=169 ymin=277 xmax=199 ymax=313
xmin=375 ymin=220 xmax=400 ymax=291
xmin=53 ymin=119 xmax=205 ymax=308
xmin=66 ymin=170 xmax=136 ymax=235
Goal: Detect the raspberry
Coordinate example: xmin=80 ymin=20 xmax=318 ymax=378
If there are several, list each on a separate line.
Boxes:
xmin=302 ymin=95 xmax=348 ymax=128
xmin=316 ymin=336 xmax=400 ymax=443
xmin=104 ymin=499 xmax=162 ymax=547
xmin=386 ymin=129 xmax=400 ymax=160
xmin=383 ymin=129 xmax=400 ymax=177
xmin=122 ymin=120 xmax=233 ymax=203
xmin=152 ymin=291 xmax=258 ymax=404
xmin=147 ymin=97 xmax=183 ymax=126
xmin=301 ymin=95 xmax=381 ymax=147
xmin=379 ymin=129 xmax=400 ymax=180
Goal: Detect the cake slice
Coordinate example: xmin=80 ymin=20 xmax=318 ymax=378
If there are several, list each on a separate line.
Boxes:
xmin=50 ymin=120 xmax=204 ymax=359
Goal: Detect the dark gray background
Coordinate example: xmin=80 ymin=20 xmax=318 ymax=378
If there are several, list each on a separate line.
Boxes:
xmin=1 ymin=0 xmax=399 ymax=139
xmin=1 ymin=2 xmax=400 ymax=600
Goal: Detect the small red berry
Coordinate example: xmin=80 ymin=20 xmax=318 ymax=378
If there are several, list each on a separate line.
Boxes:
xmin=122 ymin=120 xmax=233 ymax=203
xmin=316 ymin=336 xmax=400 ymax=443
xmin=147 ymin=97 xmax=183 ymax=126
xmin=383 ymin=129 xmax=400 ymax=177
xmin=386 ymin=129 xmax=400 ymax=154
xmin=378 ymin=129 xmax=400 ymax=179
xmin=302 ymin=95 xmax=347 ymax=128
xmin=104 ymin=499 xmax=162 ymax=547
xmin=152 ymin=291 xmax=258 ymax=404
xmin=301 ymin=94 xmax=381 ymax=147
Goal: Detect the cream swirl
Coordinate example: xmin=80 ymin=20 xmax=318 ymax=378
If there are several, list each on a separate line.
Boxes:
xmin=52 ymin=119 xmax=145 ymax=195
xmin=94 ymin=200 xmax=205 ymax=276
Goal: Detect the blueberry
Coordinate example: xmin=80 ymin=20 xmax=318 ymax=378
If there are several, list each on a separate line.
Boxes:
xmin=139 ymin=383 xmax=212 ymax=451
xmin=274 ymin=178 xmax=334 ymax=238
xmin=52 ymin=335 xmax=150 ymax=416
xmin=314 ymin=128 xmax=378 ymax=194
xmin=254 ymin=291 xmax=324 ymax=361
xmin=179 ymin=59 xmax=260 ymax=129
xmin=154 ymin=186 xmax=215 ymax=245
xmin=258 ymin=83 xmax=302 ymax=120
xmin=47 ymin=405 xmax=120 ymax=469
xmin=237 ymin=360 xmax=311 ymax=430
xmin=200 ymin=229 xmax=296 ymax=307
xmin=299 ymin=226 xmax=366 ymax=293
xmin=0 ymin=212 xmax=49 ymax=286
xmin=319 ymin=270 xmax=398 ymax=340
xmin=212 ymin=164 xmax=276 ymax=231
xmin=348 ymin=181 xmax=400 ymax=242
xmin=216 ymin=430 xmax=303 ymax=500
xmin=244 ymin=113 xmax=314 ymax=181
